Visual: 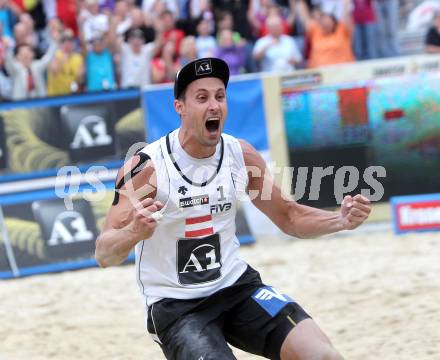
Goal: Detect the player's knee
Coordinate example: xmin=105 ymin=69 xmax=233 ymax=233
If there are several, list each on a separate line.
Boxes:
xmin=282 ymin=346 xmax=343 ymax=360
xmin=319 ymin=348 xmax=344 ymax=360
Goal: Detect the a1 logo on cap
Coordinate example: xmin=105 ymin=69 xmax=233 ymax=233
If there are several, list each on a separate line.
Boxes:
xmin=195 ymin=59 xmax=212 ymax=76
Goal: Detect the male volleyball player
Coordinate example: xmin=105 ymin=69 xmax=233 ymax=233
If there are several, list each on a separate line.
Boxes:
xmin=95 ymin=57 xmax=371 ymax=360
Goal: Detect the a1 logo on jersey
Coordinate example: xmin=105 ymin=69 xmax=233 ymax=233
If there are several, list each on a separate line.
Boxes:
xmin=177 ymin=233 xmax=221 ymax=285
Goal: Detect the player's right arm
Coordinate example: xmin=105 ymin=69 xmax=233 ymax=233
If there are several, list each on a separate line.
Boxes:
xmin=95 ymin=155 xmax=163 ymax=268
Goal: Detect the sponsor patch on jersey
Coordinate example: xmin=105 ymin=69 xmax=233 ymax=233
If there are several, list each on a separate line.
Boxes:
xmin=251 ymin=286 xmax=294 ymax=317
xmin=177 ymin=233 xmax=221 ymax=285
xmin=179 ymin=195 xmax=209 ymax=208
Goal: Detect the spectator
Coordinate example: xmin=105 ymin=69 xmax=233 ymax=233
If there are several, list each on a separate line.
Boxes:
xmin=179 ymin=35 xmax=198 ymax=65
xmin=47 ymin=29 xmax=84 ymax=96
xmin=217 ymin=10 xmax=243 ymax=44
xmin=113 ymin=26 xmax=157 ymax=88
xmin=83 ymin=33 xmax=116 ymax=91
xmin=0 ymin=21 xmax=7 ymax=63
xmin=79 ymin=0 xmax=109 ymax=42
xmin=186 ymin=0 xmax=212 ymax=21
xmin=425 ymin=10 xmax=440 ymax=54
xmin=19 ymin=1 xmax=47 ymax=36
xmin=113 ymin=0 xmax=132 ymax=36
xmin=174 ymin=0 xmax=213 ymax=36
xmin=212 ymin=0 xmax=254 ymax=40
xmin=98 ymin=0 xmax=117 ymax=14
xmin=39 ymin=16 xmax=64 ymax=53
xmin=0 ymin=22 xmax=12 ymax=100
xmin=4 ymin=30 xmax=59 ymax=100
xmin=142 ymin=0 xmax=178 ymax=18
xmin=156 ymin=9 xmax=185 ymax=56
xmin=54 ymin=0 xmax=79 ymax=36
xmin=214 ymin=28 xmax=246 ymax=74
xmin=248 ymin=0 xmax=274 ymax=38
xmin=123 ymin=7 xmax=155 ymax=44
xmin=312 ymin=0 xmax=346 ymax=20
xmin=0 ymin=0 xmax=18 ymax=41
xmin=374 ymin=0 xmax=399 ymax=57
xmin=248 ymin=0 xmax=295 ymax=38
xmin=352 ymin=0 xmax=377 ymax=60
xmin=151 ymin=39 xmax=180 ymax=83
xmin=13 ymin=13 xmax=39 ymax=51
xmin=195 ymin=15 xmax=216 ymax=57
xmin=405 ymin=1 xmax=440 ymax=31
xmin=217 ymin=9 xmax=255 ymax=72
xmin=296 ymin=0 xmax=355 ymax=68
xmin=252 ymin=14 xmax=302 ymax=72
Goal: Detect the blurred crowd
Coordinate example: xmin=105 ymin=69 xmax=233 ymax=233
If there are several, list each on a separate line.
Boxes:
xmin=0 ymin=0 xmax=439 ymax=101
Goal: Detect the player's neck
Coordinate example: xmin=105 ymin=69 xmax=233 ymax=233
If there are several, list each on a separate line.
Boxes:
xmin=178 ymin=128 xmax=216 ymax=159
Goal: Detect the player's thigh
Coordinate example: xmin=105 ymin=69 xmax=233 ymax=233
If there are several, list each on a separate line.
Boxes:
xmin=280 ymin=318 xmax=344 ymax=360
xmin=160 ymin=313 xmax=237 ymax=360
xmin=224 ymin=288 xmax=310 ymax=359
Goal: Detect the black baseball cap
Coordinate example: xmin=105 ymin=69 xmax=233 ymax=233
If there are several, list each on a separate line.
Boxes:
xmin=174 ymin=57 xmax=230 ymax=99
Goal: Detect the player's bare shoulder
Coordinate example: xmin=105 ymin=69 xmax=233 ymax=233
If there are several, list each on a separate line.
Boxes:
xmin=112 ymin=151 xmax=157 ymax=207
xmin=237 ymin=139 xmax=265 ymax=169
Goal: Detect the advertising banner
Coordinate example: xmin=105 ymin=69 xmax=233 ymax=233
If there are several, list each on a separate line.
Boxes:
xmin=0 ymin=185 xmax=117 ymax=279
xmin=281 ymin=54 xmax=440 ymax=91
xmin=391 ymin=193 xmax=440 ymax=234
xmin=282 ymin=71 xmax=440 ymax=207
xmin=0 ymin=91 xmax=145 ymax=182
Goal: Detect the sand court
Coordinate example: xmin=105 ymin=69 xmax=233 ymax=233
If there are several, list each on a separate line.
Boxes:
xmin=1 ymin=230 xmax=439 ymax=360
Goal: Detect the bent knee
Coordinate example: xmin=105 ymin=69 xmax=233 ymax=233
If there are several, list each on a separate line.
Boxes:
xmin=282 ymin=347 xmax=344 ymax=360
xmin=320 ymin=348 xmax=344 ymax=360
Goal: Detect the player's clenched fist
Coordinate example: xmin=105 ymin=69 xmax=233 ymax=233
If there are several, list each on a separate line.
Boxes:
xmin=128 ymin=198 xmax=164 ymax=242
xmin=339 ymin=194 xmax=371 ymax=230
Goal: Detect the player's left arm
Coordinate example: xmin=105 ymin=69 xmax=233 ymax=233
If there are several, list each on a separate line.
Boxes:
xmin=239 ymin=140 xmax=371 ymax=238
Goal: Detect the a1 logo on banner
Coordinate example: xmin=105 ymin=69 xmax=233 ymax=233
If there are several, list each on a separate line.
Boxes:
xmin=32 ymin=198 xmax=98 ymax=261
xmin=47 ymin=211 xmax=94 ymax=246
xmin=70 ymin=115 xmax=113 ymax=149
xmin=60 ymin=105 xmax=116 ymax=162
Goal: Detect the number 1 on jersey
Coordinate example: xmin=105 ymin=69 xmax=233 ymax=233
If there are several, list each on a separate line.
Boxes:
xmin=217 ymin=186 xmax=226 ymax=201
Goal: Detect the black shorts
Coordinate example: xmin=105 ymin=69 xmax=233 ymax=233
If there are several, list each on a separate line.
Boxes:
xmin=147 ymin=266 xmax=311 ymax=360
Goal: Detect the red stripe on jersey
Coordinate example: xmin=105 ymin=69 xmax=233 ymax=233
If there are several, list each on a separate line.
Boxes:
xmin=186 ymin=214 xmax=212 ymax=225
xmin=185 ymin=227 xmax=214 ymax=238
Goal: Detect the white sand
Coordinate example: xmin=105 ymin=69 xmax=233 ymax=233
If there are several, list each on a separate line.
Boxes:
xmin=1 ymin=230 xmax=439 ymax=360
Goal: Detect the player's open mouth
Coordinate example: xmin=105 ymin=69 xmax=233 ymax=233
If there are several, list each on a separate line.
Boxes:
xmin=205 ymin=117 xmax=220 ymax=133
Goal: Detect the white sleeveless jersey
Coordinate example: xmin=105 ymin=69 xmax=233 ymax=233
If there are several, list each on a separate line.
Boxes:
xmin=135 ymin=129 xmax=249 ymax=306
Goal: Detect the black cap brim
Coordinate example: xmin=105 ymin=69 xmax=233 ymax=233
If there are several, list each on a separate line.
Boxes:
xmin=174 ymin=57 xmax=230 ymax=99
